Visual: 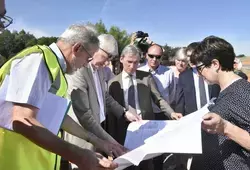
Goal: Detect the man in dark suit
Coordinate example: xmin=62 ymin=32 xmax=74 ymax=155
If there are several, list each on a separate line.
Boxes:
xmin=175 ymin=68 xmax=220 ymax=115
xmin=107 ymin=44 xmax=182 ymax=170
xmin=107 ymin=44 xmax=182 ymax=145
xmin=175 ymin=42 xmax=220 ymax=116
xmin=173 ymin=42 xmax=220 ymax=170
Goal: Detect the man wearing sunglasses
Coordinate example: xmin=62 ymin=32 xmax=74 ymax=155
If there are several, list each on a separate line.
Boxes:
xmin=138 ymin=44 xmax=180 ymax=120
xmin=138 ymin=44 xmax=182 ymax=169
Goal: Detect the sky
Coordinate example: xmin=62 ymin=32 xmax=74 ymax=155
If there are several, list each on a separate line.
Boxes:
xmin=6 ymin=0 xmax=250 ymax=55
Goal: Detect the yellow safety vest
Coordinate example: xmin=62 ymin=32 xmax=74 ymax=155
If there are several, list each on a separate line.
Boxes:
xmin=0 ymin=45 xmax=68 ymax=170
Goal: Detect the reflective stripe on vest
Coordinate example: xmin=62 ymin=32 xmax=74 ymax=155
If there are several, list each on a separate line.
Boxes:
xmin=0 ymin=45 xmax=68 ymax=170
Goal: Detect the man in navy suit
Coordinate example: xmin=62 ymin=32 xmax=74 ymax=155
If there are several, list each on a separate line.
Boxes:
xmin=175 ymin=42 xmax=220 ymax=116
xmin=173 ymin=42 xmax=220 ymax=170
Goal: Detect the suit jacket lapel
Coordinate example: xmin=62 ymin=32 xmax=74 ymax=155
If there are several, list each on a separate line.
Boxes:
xmin=117 ymin=73 xmax=125 ymax=107
xmin=189 ymin=69 xmax=197 ymax=109
xmin=97 ymin=69 xmax=106 ymax=104
xmin=136 ymin=71 xmax=143 ymax=110
xmin=87 ymin=65 xmax=98 ymax=100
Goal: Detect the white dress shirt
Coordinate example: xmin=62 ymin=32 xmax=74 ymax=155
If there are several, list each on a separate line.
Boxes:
xmin=90 ymin=64 xmax=105 ymax=123
xmin=138 ymin=64 xmax=175 ymax=113
xmin=192 ymin=68 xmax=209 ymax=109
xmin=122 ymin=71 xmax=141 ymax=114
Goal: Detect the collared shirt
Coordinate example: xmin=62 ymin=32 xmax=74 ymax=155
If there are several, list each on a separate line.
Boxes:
xmin=192 ymin=68 xmax=209 ymax=109
xmin=138 ymin=64 xmax=175 ymax=113
xmin=90 ymin=64 xmax=105 ymax=123
xmin=121 ymin=71 xmax=141 ymax=114
xmin=49 ymin=43 xmax=67 ymax=72
xmin=0 ymin=43 xmax=65 ymax=129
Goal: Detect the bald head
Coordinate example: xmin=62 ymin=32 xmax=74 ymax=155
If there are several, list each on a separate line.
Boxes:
xmin=147 ymin=44 xmax=163 ymax=55
xmin=147 ymin=44 xmax=163 ymax=70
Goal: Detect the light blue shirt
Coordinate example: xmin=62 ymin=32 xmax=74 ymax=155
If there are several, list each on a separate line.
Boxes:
xmin=138 ymin=64 xmax=175 ymax=113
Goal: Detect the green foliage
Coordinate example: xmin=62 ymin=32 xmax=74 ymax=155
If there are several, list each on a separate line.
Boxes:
xmin=94 ymin=20 xmax=131 ymax=54
xmin=0 ymin=29 xmax=58 ymax=60
xmin=95 ymin=20 xmax=108 ymax=34
xmin=0 ymin=55 xmax=6 ymax=67
xmin=162 ymin=44 xmax=181 ymax=58
xmin=108 ymin=26 xmax=130 ymax=54
xmin=37 ymin=37 xmax=58 ymax=46
xmin=237 ymin=54 xmax=245 ymax=58
xmin=0 ymin=20 xmax=177 ymax=66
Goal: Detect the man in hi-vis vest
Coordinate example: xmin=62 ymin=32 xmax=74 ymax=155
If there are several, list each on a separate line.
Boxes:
xmin=0 ymin=1 xmax=118 ymax=169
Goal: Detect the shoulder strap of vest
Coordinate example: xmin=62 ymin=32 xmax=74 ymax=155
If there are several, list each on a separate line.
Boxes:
xmin=0 ymin=46 xmax=42 ymax=85
xmin=0 ymin=45 xmax=67 ymax=97
xmin=35 ymin=45 xmax=68 ymax=97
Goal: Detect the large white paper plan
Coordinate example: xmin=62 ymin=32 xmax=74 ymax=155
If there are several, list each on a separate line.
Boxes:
xmin=114 ymin=104 xmax=211 ymax=170
xmin=36 ymin=92 xmax=71 ymax=135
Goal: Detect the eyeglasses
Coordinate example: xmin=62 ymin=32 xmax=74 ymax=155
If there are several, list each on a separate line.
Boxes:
xmin=81 ymin=45 xmax=93 ymax=62
xmin=148 ymin=54 xmax=161 ymax=60
xmin=100 ymin=47 xmax=115 ymax=61
xmin=0 ymin=15 xmax=13 ymax=28
xmin=176 ymin=59 xmax=188 ymax=63
xmin=196 ymin=63 xmax=206 ymax=74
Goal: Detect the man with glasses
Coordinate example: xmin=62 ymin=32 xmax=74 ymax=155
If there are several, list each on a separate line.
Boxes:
xmin=65 ymin=34 xmax=140 ymax=169
xmin=0 ymin=11 xmax=119 ymax=169
xmin=137 ymin=44 xmax=182 ymax=169
xmin=138 ymin=44 xmax=179 ymax=120
xmin=175 ymin=42 xmax=220 ymax=116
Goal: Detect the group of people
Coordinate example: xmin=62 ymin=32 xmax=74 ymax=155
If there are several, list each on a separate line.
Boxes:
xmin=0 ymin=1 xmax=250 ymax=170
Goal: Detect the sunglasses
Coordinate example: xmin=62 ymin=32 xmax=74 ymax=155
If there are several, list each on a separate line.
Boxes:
xmin=148 ymin=54 xmax=161 ymax=60
xmin=0 ymin=15 xmax=13 ymax=28
xmin=196 ymin=63 xmax=206 ymax=74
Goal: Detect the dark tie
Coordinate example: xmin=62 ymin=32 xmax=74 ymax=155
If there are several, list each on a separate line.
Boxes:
xmin=128 ymin=75 xmax=136 ymax=110
xmin=199 ymin=76 xmax=207 ymax=107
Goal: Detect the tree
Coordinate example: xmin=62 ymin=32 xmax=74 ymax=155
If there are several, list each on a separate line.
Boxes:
xmin=237 ymin=54 xmax=245 ymax=58
xmin=0 ymin=29 xmax=58 ymax=60
xmin=37 ymin=37 xmax=57 ymax=46
xmin=108 ymin=26 xmax=130 ymax=54
xmin=0 ymin=55 xmax=6 ymax=67
xmin=95 ymin=20 xmax=108 ymax=34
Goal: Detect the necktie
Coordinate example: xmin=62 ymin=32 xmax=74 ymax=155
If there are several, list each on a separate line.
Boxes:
xmin=128 ymin=75 xmax=136 ymax=110
xmin=199 ymin=76 xmax=207 ymax=107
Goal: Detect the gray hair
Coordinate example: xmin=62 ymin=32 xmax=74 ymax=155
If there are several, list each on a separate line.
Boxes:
xmin=59 ymin=23 xmax=99 ymax=50
xmin=175 ymin=47 xmax=188 ymax=61
xmin=121 ymin=44 xmax=141 ymax=59
xmin=98 ymin=34 xmax=118 ymax=56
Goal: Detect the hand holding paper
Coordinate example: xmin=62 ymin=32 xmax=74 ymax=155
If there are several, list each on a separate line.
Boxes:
xmin=124 ymin=106 xmax=142 ymax=122
xmin=114 ymin=104 xmax=211 ymax=170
